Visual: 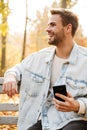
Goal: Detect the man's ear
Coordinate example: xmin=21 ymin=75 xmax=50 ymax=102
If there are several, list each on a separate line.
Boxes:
xmin=66 ymin=24 xmax=72 ymax=33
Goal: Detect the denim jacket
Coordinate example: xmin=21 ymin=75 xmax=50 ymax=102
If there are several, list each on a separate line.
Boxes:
xmin=4 ymin=43 xmax=87 ymax=130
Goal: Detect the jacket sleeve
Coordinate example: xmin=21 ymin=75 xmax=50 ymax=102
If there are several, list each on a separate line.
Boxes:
xmin=77 ymin=97 xmax=87 ymax=117
xmin=4 ymin=54 xmax=34 ymax=82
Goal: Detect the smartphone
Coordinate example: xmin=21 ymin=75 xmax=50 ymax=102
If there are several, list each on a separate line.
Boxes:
xmin=53 ymin=84 xmax=67 ymax=102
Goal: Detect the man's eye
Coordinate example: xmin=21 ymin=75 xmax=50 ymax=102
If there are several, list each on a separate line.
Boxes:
xmin=51 ymin=23 xmax=55 ymax=26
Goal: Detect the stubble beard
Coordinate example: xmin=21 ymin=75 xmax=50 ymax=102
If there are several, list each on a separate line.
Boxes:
xmin=48 ymin=35 xmax=63 ymax=46
xmin=48 ymin=29 xmax=65 ymax=46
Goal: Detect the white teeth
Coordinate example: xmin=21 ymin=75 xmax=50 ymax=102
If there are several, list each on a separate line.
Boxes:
xmin=48 ymin=35 xmax=52 ymax=37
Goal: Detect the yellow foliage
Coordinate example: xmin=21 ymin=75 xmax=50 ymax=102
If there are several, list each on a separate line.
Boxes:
xmin=5 ymin=43 xmax=21 ymax=70
xmin=0 ymin=125 xmax=17 ymax=130
xmin=0 ymin=22 xmax=9 ymax=36
xmin=0 ymin=94 xmax=19 ymax=130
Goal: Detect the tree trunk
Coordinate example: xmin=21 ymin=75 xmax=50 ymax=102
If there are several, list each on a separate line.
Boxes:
xmin=61 ymin=0 xmax=67 ymax=8
xmin=1 ymin=0 xmax=7 ymax=76
xmin=21 ymin=0 xmax=28 ymax=60
xmin=1 ymin=35 xmax=6 ymax=76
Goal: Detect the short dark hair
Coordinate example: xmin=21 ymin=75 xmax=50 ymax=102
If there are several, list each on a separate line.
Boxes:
xmin=50 ymin=8 xmax=78 ymax=37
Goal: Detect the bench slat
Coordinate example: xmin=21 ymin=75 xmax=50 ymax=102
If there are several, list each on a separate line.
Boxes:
xmin=0 ymin=85 xmax=3 ymax=93
xmin=0 ymin=77 xmax=3 ymax=85
xmin=0 ymin=77 xmax=4 ymax=93
xmin=0 ymin=103 xmax=18 ymax=111
xmin=0 ymin=116 xmax=18 ymax=125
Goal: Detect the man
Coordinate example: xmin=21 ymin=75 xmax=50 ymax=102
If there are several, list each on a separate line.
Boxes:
xmin=3 ymin=8 xmax=87 ymax=130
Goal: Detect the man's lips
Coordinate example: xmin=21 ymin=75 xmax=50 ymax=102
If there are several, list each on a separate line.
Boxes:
xmin=48 ymin=34 xmax=53 ymax=38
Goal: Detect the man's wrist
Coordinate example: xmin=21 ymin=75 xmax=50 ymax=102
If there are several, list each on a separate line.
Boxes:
xmin=74 ymin=100 xmax=80 ymax=113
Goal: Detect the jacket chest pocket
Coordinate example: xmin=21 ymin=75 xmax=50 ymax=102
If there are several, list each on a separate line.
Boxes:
xmin=24 ymin=71 xmax=46 ymax=97
xmin=66 ymin=77 xmax=87 ymax=97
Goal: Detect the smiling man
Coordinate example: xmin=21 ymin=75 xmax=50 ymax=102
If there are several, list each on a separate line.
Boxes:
xmin=3 ymin=8 xmax=87 ymax=130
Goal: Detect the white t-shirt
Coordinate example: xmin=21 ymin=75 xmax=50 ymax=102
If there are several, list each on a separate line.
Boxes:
xmin=51 ymin=55 xmax=68 ymax=87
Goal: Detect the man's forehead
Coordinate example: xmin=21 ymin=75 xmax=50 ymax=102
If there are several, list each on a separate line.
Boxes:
xmin=48 ymin=14 xmax=61 ymax=23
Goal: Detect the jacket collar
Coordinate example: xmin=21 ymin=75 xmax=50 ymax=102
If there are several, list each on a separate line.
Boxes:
xmin=67 ymin=43 xmax=79 ymax=65
xmin=45 ymin=46 xmax=56 ymax=63
xmin=45 ymin=43 xmax=79 ymax=65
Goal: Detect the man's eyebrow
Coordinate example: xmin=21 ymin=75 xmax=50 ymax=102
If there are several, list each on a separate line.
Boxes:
xmin=48 ymin=22 xmax=56 ymax=26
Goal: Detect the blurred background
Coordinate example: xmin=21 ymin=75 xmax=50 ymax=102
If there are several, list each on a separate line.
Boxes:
xmin=0 ymin=0 xmax=87 ymax=129
xmin=0 ymin=0 xmax=87 ymax=76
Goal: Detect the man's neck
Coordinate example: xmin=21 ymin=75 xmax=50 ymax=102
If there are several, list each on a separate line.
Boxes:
xmin=55 ymin=41 xmax=74 ymax=59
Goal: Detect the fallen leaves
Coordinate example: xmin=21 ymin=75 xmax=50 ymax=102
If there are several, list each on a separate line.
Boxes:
xmin=0 ymin=94 xmax=19 ymax=130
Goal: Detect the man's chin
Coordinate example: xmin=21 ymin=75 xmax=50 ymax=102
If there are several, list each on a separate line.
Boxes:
xmin=48 ymin=42 xmax=52 ymax=45
xmin=48 ymin=40 xmax=53 ymax=44
xmin=48 ymin=41 xmax=55 ymax=45
xmin=48 ymin=42 xmax=58 ymax=47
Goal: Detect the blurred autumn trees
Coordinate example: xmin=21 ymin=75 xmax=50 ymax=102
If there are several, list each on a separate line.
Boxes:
xmin=0 ymin=0 xmax=9 ymax=75
xmin=0 ymin=0 xmax=87 ymax=76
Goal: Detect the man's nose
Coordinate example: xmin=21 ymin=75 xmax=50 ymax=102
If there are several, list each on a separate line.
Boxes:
xmin=45 ymin=26 xmax=51 ymax=32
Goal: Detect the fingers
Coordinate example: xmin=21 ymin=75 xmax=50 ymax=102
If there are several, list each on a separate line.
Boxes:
xmin=55 ymin=93 xmax=68 ymax=102
xmin=53 ymin=97 xmax=70 ymax=112
xmin=3 ymin=81 xmax=18 ymax=97
xmin=53 ymin=98 xmax=66 ymax=111
xmin=55 ymin=92 xmax=73 ymax=102
xmin=53 ymin=92 xmax=77 ymax=112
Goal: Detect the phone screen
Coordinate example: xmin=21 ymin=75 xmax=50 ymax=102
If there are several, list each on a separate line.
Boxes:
xmin=53 ymin=84 xmax=67 ymax=102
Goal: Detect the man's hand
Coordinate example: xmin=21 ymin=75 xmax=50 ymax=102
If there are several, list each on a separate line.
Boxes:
xmin=3 ymin=75 xmax=18 ymax=97
xmin=53 ymin=92 xmax=80 ymax=112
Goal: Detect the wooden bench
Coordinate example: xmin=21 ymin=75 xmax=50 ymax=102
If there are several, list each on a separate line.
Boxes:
xmin=0 ymin=77 xmax=19 ymax=125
